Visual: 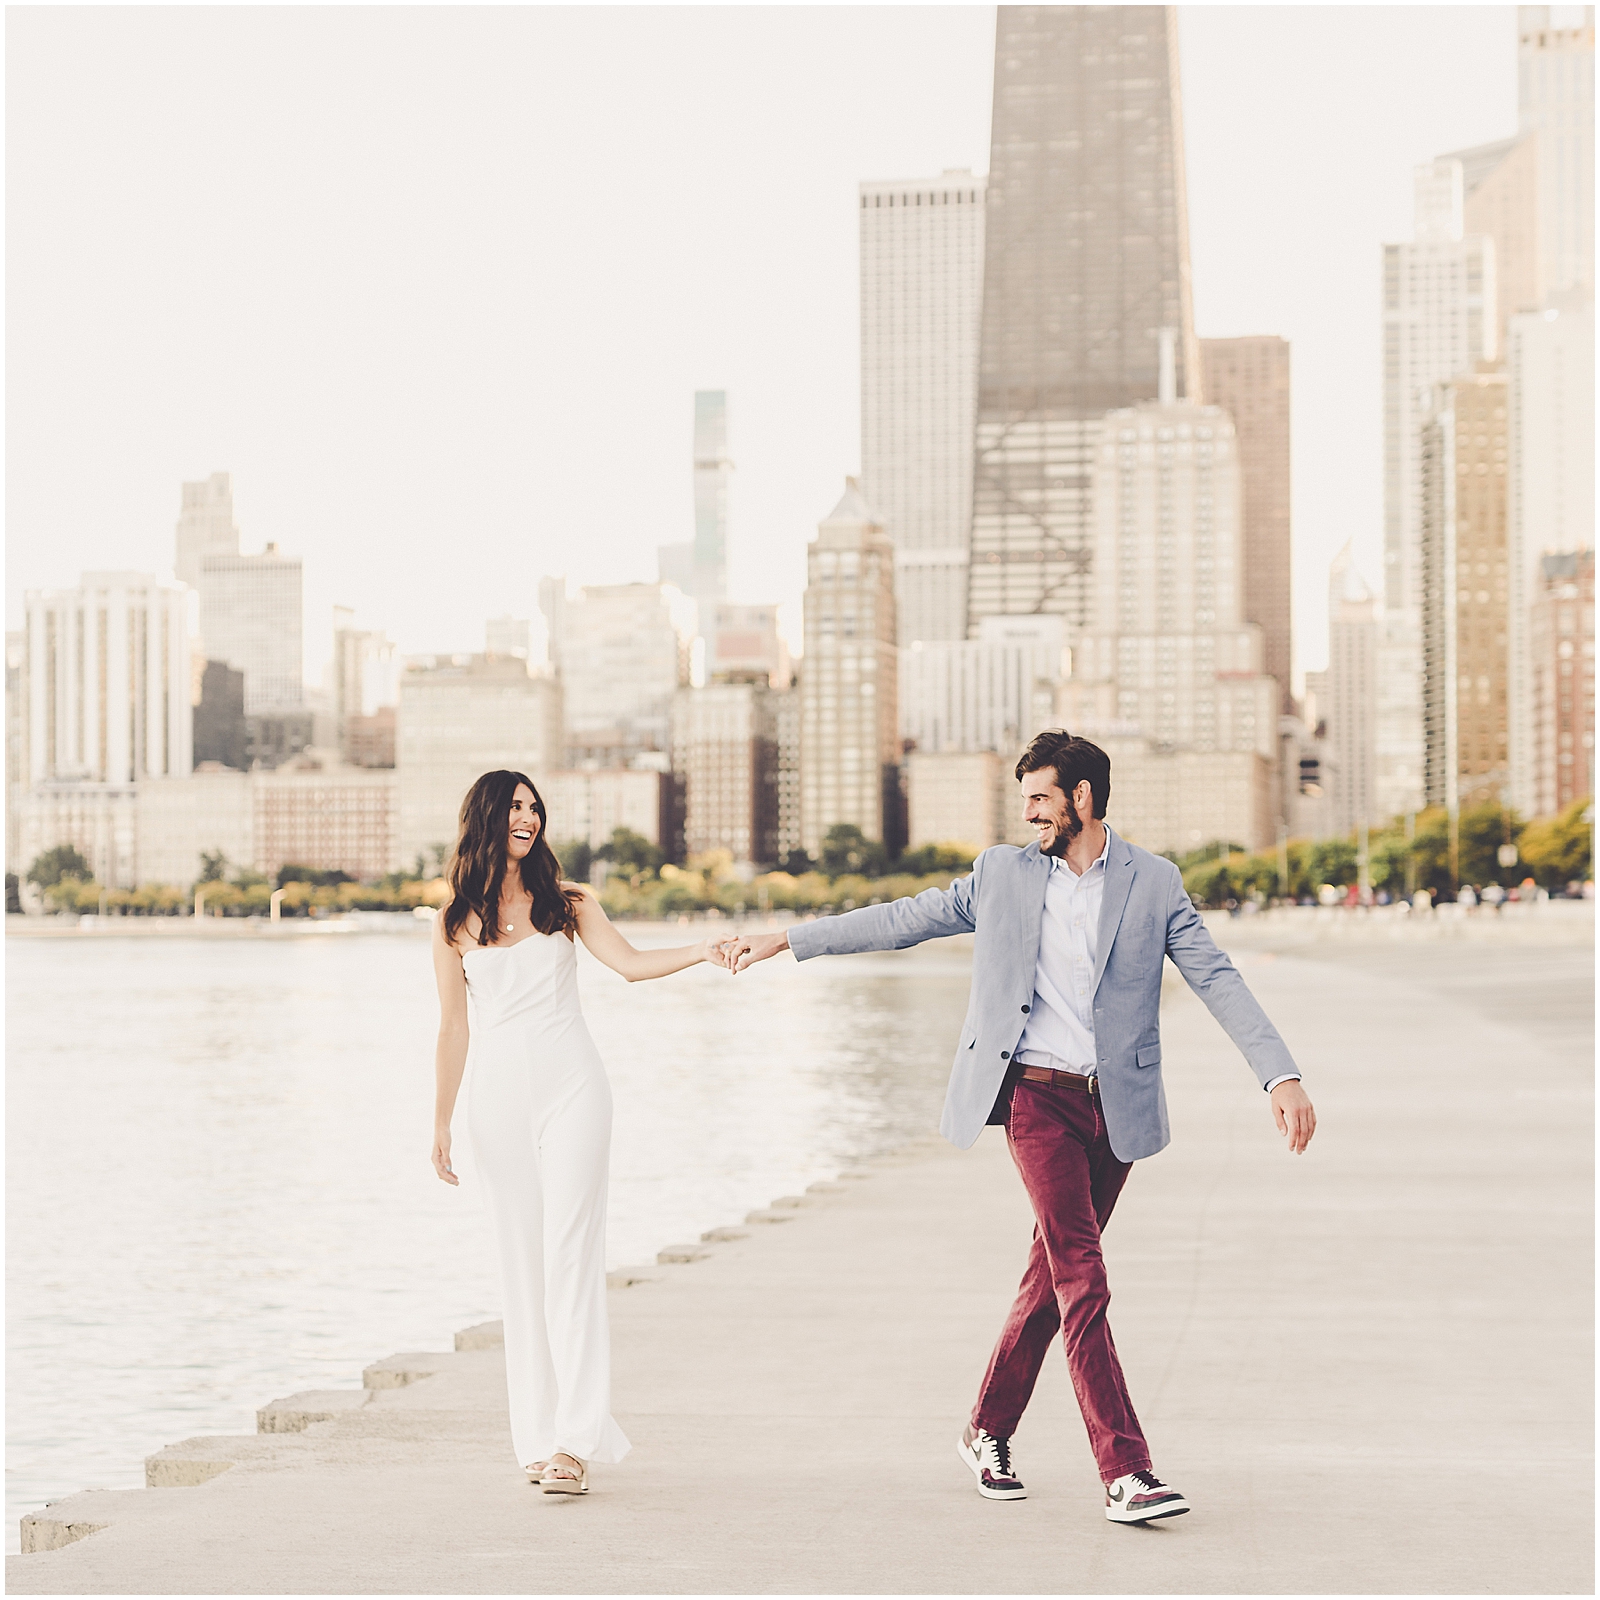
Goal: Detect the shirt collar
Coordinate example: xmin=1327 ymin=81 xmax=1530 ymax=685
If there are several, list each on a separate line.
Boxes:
xmin=1049 ymin=826 xmax=1111 ymax=878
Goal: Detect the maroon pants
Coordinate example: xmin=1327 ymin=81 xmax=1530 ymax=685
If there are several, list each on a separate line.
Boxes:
xmin=970 ymin=1076 xmax=1151 ymax=1481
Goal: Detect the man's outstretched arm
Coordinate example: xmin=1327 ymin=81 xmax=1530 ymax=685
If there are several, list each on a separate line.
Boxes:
xmin=1162 ymin=867 xmax=1317 ymax=1154
xmin=730 ymin=870 xmax=978 ymax=973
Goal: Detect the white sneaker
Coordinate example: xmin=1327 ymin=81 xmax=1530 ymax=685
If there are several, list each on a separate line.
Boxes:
xmin=956 ymin=1424 xmax=1027 ymax=1500
xmin=1104 ymin=1468 xmax=1189 ymax=1523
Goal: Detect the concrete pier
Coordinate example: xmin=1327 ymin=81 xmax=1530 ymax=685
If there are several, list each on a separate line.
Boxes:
xmin=8 ymin=918 xmax=1592 ymax=1594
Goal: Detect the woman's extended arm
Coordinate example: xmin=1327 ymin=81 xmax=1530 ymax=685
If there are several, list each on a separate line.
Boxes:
xmin=570 ymin=885 xmax=728 ymax=982
xmin=431 ymin=912 xmax=470 ymax=1185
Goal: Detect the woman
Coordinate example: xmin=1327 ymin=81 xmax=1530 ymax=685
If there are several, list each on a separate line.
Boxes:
xmin=431 ymin=769 xmax=728 ymax=1494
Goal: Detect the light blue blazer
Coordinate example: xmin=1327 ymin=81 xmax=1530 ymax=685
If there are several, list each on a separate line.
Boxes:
xmin=787 ymin=827 xmax=1299 ymax=1161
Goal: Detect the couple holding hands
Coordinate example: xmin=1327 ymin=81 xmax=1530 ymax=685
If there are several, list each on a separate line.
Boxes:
xmin=430 ymin=732 xmax=1316 ymax=1515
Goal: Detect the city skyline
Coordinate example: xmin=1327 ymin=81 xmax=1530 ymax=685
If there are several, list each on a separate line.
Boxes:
xmin=6 ymin=7 xmax=1521 ymax=693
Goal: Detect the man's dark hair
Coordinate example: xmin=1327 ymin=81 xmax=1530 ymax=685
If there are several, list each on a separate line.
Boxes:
xmin=1015 ymin=730 xmax=1111 ymax=819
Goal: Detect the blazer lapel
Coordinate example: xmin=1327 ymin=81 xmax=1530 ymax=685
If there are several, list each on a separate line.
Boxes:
xmin=1092 ymin=827 xmax=1136 ymax=995
xmin=1017 ymin=839 xmax=1051 ymax=977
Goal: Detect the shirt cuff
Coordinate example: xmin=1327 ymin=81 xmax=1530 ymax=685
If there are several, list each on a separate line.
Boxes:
xmin=1263 ymin=1073 xmax=1301 ymax=1094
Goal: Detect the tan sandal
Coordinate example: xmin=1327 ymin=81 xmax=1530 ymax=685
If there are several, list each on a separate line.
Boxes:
xmin=540 ymin=1454 xmax=588 ymax=1495
xmin=523 ymin=1460 xmax=549 ymax=1483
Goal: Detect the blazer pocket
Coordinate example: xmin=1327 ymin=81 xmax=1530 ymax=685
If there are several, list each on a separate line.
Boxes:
xmin=1135 ymin=1044 xmax=1162 ymax=1069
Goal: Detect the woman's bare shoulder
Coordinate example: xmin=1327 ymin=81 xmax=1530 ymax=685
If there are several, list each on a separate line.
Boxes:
xmin=433 ymin=904 xmax=482 ymax=957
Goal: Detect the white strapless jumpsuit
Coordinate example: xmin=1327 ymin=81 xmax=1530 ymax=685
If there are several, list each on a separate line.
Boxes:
xmin=463 ymin=930 xmax=631 ymax=1468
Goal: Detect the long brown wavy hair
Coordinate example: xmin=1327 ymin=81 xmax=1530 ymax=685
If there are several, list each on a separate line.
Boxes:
xmin=442 ymin=770 xmax=581 ymax=947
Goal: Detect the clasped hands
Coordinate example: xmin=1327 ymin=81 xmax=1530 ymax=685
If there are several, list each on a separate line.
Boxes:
xmin=706 ymin=929 xmax=789 ymax=974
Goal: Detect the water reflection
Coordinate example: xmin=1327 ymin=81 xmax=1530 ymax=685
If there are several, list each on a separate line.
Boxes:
xmin=5 ymin=927 xmax=973 ymax=1547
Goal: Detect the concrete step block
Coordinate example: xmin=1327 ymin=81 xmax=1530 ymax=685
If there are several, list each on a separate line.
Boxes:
xmin=744 ymin=1209 xmax=797 ymax=1225
xmin=806 ymin=1181 xmax=847 ymax=1194
xmin=19 ymin=1507 xmax=110 ymax=1554
xmin=362 ymin=1352 xmax=451 ymax=1390
xmin=453 ymin=1319 xmax=503 ymax=1350
xmin=256 ymin=1390 xmax=371 ymax=1434
xmin=769 ymin=1195 xmax=811 ymax=1209
xmin=144 ymin=1433 xmax=286 ymax=1487
xmin=700 ymin=1226 xmax=749 ymax=1242
xmin=656 ymin=1243 xmax=711 ymax=1264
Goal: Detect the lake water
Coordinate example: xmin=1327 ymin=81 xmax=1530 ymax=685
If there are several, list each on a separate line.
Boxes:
xmin=4 ymin=923 xmax=973 ymax=1551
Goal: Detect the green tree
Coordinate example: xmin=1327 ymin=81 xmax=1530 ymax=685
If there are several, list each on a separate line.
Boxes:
xmin=1518 ymin=796 xmax=1593 ymax=889
xmin=27 ymin=844 xmax=93 ymax=896
xmin=553 ymin=838 xmax=593 ymax=882
xmin=1368 ymin=827 xmax=1413 ymax=897
xmin=1182 ymin=859 xmax=1237 ymax=907
xmin=1306 ymin=837 xmax=1359 ymax=889
xmin=819 ymin=823 xmax=887 ymax=880
xmin=275 ymin=864 xmax=355 ymax=889
xmin=198 ymin=849 xmax=230 ymax=883
xmin=778 ymin=848 xmax=815 ymax=876
xmin=595 ymin=827 xmax=662 ymax=878
xmin=1174 ymin=841 xmax=1248 ymax=873
xmin=1458 ymin=802 xmax=1522 ymax=886
xmin=1405 ymin=807 xmax=1454 ymax=897
xmin=896 ymin=842 xmax=977 ymax=876
xmin=27 ymin=845 xmax=91 ymax=888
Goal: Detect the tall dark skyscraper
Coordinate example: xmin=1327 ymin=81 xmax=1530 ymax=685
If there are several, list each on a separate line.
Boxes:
xmin=967 ymin=5 xmax=1199 ymax=635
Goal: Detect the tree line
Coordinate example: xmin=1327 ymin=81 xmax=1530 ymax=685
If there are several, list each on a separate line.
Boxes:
xmin=9 ymin=800 xmax=1591 ymax=919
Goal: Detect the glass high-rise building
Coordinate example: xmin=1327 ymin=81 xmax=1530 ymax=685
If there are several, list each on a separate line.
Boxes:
xmin=968 ymin=4 xmax=1199 ymax=637
xmin=658 ymin=391 xmax=732 ymax=610
xmin=692 ymin=390 xmax=731 ymax=604
xmin=858 ymin=170 xmax=986 ymax=645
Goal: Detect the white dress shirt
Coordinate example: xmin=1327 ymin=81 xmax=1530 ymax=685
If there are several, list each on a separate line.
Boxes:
xmin=1014 ymin=830 xmax=1111 ymax=1076
xmin=1014 ymin=825 xmax=1300 ymax=1093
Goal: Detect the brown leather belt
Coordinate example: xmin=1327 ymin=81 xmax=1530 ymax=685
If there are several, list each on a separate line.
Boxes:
xmin=1020 ymin=1064 xmax=1098 ymax=1093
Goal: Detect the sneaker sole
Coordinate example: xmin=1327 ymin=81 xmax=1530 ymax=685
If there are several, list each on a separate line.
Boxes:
xmin=955 ymin=1436 xmax=1027 ymax=1501
xmin=1106 ymin=1499 xmax=1190 ymax=1524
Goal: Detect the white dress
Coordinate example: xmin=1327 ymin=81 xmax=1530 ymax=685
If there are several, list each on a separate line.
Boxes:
xmin=463 ymin=929 xmax=631 ymax=1467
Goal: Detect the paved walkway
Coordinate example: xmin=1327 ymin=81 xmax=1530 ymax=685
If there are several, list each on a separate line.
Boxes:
xmin=9 ymin=922 xmax=1592 ymax=1594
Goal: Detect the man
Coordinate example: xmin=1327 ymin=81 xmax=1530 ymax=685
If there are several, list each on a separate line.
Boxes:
xmin=725 ymin=730 xmax=1316 ymax=1523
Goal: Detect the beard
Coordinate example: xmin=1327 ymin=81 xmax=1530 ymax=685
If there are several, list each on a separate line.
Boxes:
xmin=1039 ymin=805 xmax=1083 ymax=859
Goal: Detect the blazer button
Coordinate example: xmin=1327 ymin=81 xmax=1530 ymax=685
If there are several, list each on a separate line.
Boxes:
xmin=1000 ymin=1050 xmax=1010 ymax=1060
xmin=1020 ymin=1004 xmax=1030 ymax=1013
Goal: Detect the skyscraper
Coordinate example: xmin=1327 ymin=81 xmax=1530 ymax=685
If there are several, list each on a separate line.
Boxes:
xmin=1382 ymin=160 xmax=1499 ymax=619
xmin=657 ymin=393 xmax=732 ymax=608
xmin=1321 ymin=545 xmax=1380 ymax=835
xmin=173 ymin=472 xmax=240 ymax=589
xmin=800 ymin=481 xmax=899 ymax=854
xmin=858 ymin=170 xmax=986 ymax=643
xmin=197 ymin=543 xmax=304 ymax=715
xmin=968 ymin=5 xmax=1198 ymax=636
xmin=23 ymin=571 xmax=194 ymax=786
xmin=692 ymin=391 xmax=731 ymax=604
xmin=332 ymin=608 xmax=399 ymax=766
xmin=1527 ymin=548 xmax=1596 ymax=814
xmin=1519 ymin=5 xmax=1595 ymax=299
xmin=559 ymin=583 xmax=694 ymax=768
xmin=1199 ymin=337 xmax=1293 ymax=713
xmin=1443 ymin=135 xmax=1543 ymax=336
xmin=1059 ymin=398 xmax=1279 ymax=855
xmin=669 ymin=682 xmax=780 ymax=867
xmin=1419 ymin=371 xmax=1511 ymax=811
xmin=1507 ymin=298 xmax=1595 ymax=814
xmin=1377 ymin=160 xmax=1498 ymax=822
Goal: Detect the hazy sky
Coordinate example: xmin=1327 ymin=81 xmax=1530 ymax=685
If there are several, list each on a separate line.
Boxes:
xmin=6 ymin=5 xmax=1518 ymax=689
